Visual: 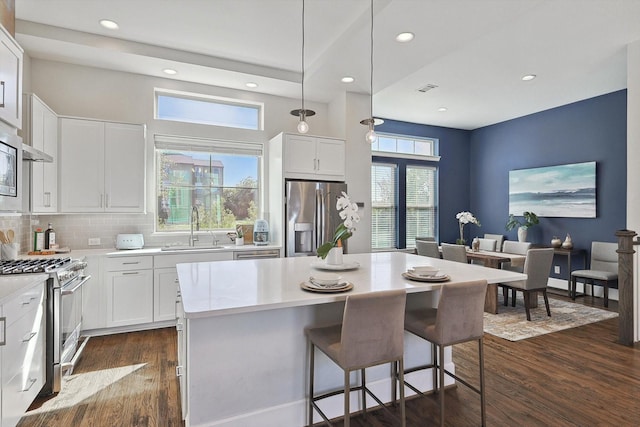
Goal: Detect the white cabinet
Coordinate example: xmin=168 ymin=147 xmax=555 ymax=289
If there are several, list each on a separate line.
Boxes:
xmin=81 ymin=254 xmax=105 ymax=331
xmin=59 ymin=117 xmax=146 ymax=213
xmin=272 ymin=133 xmax=345 ymax=181
xmin=0 ymin=25 xmax=23 ymax=129
xmin=23 ymin=94 xmax=58 ymax=213
xmin=1 ymin=280 xmax=45 ymax=427
xmin=104 ymin=256 xmax=153 ymax=328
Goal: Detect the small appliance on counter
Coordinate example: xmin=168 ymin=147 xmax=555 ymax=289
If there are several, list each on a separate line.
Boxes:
xmin=116 ymin=234 xmax=145 ymax=250
xmin=253 ymin=220 xmax=269 ymax=246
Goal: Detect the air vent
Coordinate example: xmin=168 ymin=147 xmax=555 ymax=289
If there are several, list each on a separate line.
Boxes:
xmin=417 ymin=84 xmax=438 ymax=93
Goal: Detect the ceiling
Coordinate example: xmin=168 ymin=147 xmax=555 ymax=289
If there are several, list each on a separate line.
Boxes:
xmin=14 ymin=0 xmax=640 ymax=130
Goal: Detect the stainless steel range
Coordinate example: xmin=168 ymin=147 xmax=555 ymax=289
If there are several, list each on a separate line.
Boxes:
xmin=0 ymin=257 xmax=91 ymax=396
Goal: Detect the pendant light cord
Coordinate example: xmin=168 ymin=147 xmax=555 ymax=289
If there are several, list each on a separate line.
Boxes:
xmin=369 ymin=0 xmax=374 ymax=121
xmin=301 ymin=0 xmax=306 ymax=112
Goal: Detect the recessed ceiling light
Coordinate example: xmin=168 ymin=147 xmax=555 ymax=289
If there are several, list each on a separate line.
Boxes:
xmin=395 ymin=32 xmax=415 ymax=43
xmin=245 ymin=82 xmax=258 ymax=88
xmin=341 ymin=76 xmax=355 ymax=83
xmin=522 ymin=74 xmax=536 ymax=81
xmin=438 ymin=107 xmax=448 ymax=112
xmin=163 ymin=68 xmax=177 ymax=75
xmin=99 ymin=19 xmax=119 ymax=30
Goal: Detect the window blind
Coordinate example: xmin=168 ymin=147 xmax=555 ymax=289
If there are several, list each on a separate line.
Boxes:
xmin=406 ymin=165 xmax=436 ymax=248
xmin=371 ymin=163 xmax=397 ymax=250
xmin=154 ymin=134 xmax=264 ymax=157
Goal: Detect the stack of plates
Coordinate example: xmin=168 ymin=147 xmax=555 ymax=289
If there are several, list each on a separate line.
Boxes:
xmin=402 ymin=269 xmax=450 ymax=282
xmin=301 ymin=273 xmax=353 ymax=293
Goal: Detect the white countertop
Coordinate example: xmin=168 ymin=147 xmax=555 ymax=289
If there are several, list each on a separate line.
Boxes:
xmin=176 ymin=251 xmax=527 ymax=319
xmin=0 ymin=274 xmax=48 ymax=304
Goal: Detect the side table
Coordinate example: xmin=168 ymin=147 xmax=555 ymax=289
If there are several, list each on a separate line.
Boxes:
xmin=534 ymin=245 xmax=587 ymax=295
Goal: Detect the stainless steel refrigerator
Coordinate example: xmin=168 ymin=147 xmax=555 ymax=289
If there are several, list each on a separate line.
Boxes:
xmin=285 ymin=180 xmax=348 ymax=257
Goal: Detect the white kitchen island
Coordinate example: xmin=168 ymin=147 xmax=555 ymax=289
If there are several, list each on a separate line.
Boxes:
xmin=176 ymin=252 xmax=526 ymax=427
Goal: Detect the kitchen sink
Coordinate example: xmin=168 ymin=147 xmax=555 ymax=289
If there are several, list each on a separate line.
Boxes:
xmin=160 ymin=245 xmax=229 ymax=252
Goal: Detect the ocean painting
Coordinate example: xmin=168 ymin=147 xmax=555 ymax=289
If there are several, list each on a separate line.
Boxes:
xmin=509 ymin=162 xmax=596 ymax=218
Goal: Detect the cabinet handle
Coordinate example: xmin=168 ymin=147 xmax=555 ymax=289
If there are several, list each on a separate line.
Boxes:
xmin=22 ymin=378 xmax=38 ymax=392
xmin=122 ymin=261 xmax=140 ymax=265
xmin=176 ymin=365 xmax=183 ymax=377
xmin=122 ymin=271 xmax=139 ymax=275
xmin=21 ymin=296 xmax=37 ymax=306
xmin=106 ymin=194 xmax=109 ymax=208
xmin=317 ymin=158 xmax=320 ymax=170
xmin=0 ymin=317 xmax=5 ymax=346
xmin=22 ymin=331 xmax=37 ymax=343
xmin=0 ymin=81 xmax=4 ymax=108
xmin=100 ymin=194 xmax=103 ymax=208
xmin=44 ymin=192 xmax=51 ymax=207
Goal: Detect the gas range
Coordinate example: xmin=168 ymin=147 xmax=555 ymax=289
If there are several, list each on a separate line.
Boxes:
xmin=0 ymin=257 xmax=73 ymax=275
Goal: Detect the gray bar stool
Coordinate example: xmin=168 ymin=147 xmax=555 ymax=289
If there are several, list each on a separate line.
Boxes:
xmin=401 ymin=280 xmax=488 ymax=427
xmin=305 ymin=289 xmax=407 ymax=427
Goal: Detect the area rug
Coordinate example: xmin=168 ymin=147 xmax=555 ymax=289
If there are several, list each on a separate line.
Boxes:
xmin=483 ymin=295 xmax=618 ymax=341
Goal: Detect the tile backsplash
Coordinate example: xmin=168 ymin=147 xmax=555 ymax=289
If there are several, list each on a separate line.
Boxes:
xmin=1 ymin=213 xmax=236 ymax=254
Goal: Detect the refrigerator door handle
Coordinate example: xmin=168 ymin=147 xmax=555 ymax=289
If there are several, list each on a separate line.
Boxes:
xmin=315 ymin=189 xmax=321 ymax=250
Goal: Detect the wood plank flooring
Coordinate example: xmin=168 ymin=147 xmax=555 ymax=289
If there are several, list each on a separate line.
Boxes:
xmin=17 ymin=293 xmax=640 ymax=427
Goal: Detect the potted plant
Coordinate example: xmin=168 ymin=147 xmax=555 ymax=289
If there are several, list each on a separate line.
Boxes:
xmin=505 ymin=211 xmax=539 ymax=242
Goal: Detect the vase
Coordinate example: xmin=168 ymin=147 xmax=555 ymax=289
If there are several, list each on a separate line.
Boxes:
xmin=551 ymin=236 xmax=562 ymax=248
xmin=517 ymin=227 xmax=527 ymax=242
xmin=562 ymin=234 xmax=573 ymax=249
xmin=236 ymin=237 xmax=244 ymax=246
xmin=326 ymin=247 xmax=344 ymax=265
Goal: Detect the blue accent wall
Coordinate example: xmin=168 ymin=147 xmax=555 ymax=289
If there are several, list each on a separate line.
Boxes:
xmin=379 ymin=89 xmax=627 ymax=277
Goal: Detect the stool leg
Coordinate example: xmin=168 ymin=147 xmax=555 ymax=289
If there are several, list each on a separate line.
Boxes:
xmin=479 ymin=338 xmax=486 ymax=427
xmin=604 ymin=282 xmax=609 ymax=308
xmin=439 ymin=344 xmax=445 ymax=427
xmin=308 ymin=341 xmax=315 ymax=427
xmin=432 ymin=342 xmax=437 ymax=392
xmin=344 ymin=370 xmax=350 ymax=427
xmin=398 ymin=358 xmax=406 ymax=427
xmin=361 ymin=368 xmax=367 ymax=417
xmin=391 ymin=361 xmax=397 ymax=404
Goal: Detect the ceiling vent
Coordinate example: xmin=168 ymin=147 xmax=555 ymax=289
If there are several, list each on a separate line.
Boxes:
xmin=417 ymin=84 xmax=438 ymax=93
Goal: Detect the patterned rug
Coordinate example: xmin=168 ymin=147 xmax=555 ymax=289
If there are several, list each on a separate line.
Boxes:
xmin=484 ymin=295 xmax=618 ymax=341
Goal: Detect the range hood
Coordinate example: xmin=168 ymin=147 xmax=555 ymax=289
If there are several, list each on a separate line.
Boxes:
xmin=22 ymin=143 xmax=53 ymax=162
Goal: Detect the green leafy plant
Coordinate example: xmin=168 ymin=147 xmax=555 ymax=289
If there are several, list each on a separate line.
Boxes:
xmin=505 ymin=211 xmax=539 ymax=231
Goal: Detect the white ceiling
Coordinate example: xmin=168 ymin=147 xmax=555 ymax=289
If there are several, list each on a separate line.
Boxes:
xmin=14 ymin=0 xmax=640 ymax=130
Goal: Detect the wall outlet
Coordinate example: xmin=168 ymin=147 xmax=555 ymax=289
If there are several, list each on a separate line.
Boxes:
xmin=554 ymin=265 xmax=560 ymax=274
xmin=88 ymin=238 xmax=101 ymax=246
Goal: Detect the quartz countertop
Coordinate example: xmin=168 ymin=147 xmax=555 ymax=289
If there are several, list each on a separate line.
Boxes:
xmin=176 ymin=251 xmax=527 ymax=319
xmin=0 ymin=274 xmax=48 ymax=304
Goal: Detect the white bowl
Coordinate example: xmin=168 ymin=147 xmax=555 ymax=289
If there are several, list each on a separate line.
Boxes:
xmin=310 ymin=273 xmax=342 ymax=285
xmin=409 ymin=266 xmax=439 ymax=277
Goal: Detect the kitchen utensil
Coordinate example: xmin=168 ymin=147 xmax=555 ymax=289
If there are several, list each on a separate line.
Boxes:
xmin=0 ymin=230 xmax=8 ymax=244
xmin=6 ymin=229 xmax=14 ymax=243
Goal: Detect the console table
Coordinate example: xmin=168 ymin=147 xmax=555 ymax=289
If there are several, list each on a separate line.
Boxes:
xmin=534 ymin=245 xmax=587 ymax=293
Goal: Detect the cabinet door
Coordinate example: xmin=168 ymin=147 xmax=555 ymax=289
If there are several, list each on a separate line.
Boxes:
xmin=60 ymin=118 xmax=105 ymax=212
xmin=154 ymin=268 xmax=179 ymax=322
xmin=104 ymin=122 xmax=145 ymax=212
xmin=283 ymin=134 xmax=317 ymax=177
xmin=31 ymin=98 xmax=58 ymax=213
xmin=105 ymin=269 xmax=153 ymax=328
xmin=82 ymin=255 xmax=105 ymax=331
xmin=315 ymin=138 xmax=345 ymax=179
xmin=0 ymin=27 xmax=23 ymax=129
xmin=30 ymin=98 xmax=46 ymax=212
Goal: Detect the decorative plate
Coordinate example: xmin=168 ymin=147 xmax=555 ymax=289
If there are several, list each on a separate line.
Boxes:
xmin=402 ymin=272 xmax=450 ymax=282
xmin=300 ymin=281 xmax=354 ymax=293
xmin=310 ymin=261 xmax=360 ymax=271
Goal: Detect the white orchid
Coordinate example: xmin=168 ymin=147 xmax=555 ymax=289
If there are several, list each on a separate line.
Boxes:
xmin=317 ymin=192 xmax=360 ymax=259
xmin=456 ymin=211 xmax=481 ymax=244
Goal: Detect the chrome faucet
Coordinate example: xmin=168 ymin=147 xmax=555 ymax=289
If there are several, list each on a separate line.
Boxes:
xmin=189 ymin=205 xmax=200 ymax=246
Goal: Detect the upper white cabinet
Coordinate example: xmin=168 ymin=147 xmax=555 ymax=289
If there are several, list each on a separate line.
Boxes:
xmin=23 ymin=94 xmax=58 ymax=213
xmin=59 ymin=117 xmax=146 ymax=213
xmin=0 ymin=24 xmax=23 ymax=130
xmin=271 ymin=133 xmax=345 ymax=181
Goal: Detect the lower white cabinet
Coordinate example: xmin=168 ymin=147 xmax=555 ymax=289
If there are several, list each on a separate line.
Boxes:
xmin=154 ymin=268 xmax=180 ymax=322
xmin=1 ymin=280 xmax=46 ymax=427
xmin=104 ymin=256 xmax=154 ymax=328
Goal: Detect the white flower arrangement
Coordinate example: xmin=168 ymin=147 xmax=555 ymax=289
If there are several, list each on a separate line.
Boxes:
xmin=317 ymin=192 xmax=360 ymax=259
xmin=456 ymin=211 xmax=481 ymax=245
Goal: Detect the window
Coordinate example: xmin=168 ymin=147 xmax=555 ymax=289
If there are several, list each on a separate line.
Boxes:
xmin=155 ymin=89 xmax=263 ymax=130
xmin=371 ymin=133 xmax=438 ymax=250
xmin=155 ymin=135 xmax=262 ymax=232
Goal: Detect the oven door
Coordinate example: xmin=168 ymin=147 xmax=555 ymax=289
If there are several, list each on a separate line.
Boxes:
xmin=60 ymin=275 xmax=91 ymax=373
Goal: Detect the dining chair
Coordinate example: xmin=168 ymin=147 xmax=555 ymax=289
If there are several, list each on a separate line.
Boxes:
xmin=501 ymin=241 xmax=532 ymax=272
xmin=441 ymin=243 xmax=468 ymax=263
xmin=500 ymin=248 xmax=554 ymax=321
xmin=484 ymin=233 xmax=505 ymax=252
xmin=478 ymin=238 xmax=497 ymax=251
xmin=570 ymin=241 xmax=618 ymax=307
xmin=305 ymin=289 xmax=407 ymax=427
xmin=401 ymin=280 xmax=488 ymax=427
xmin=416 ymin=240 xmax=441 ymax=258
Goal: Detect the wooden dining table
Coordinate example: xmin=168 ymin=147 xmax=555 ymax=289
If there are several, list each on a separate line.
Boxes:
xmin=465 ymin=249 xmax=527 ymax=313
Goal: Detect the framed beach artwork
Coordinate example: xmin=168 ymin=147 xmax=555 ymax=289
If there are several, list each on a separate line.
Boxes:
xmin=508 ymin=161 xmax=596 ymax=218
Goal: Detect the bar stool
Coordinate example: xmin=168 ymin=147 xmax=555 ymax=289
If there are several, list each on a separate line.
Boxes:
xmin=402 ymin=280 xmax=488 ymax=427
xmin=305 ymin=289 xmax=407 ymax=427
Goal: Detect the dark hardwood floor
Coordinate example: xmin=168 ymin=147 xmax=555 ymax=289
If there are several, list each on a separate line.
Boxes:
xmin=17 ymin=292 xmax=640 ymax=427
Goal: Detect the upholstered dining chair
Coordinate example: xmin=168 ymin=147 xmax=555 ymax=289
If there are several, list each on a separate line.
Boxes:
xmin=501 ymin=241 xmax=532 ymax=272
xmin=570 ymin=241 xmax=618 ymax=307
xmin=500 ymin=248 xmax=554 ymax=321
xmin=441 ymin=243 xmax=468 ymax=263
xmin=416 ymin=240 xmax=441 ymax=258
xmin=484 ymin=233 xmax=505 ymax=252
xmin=305 ymin=289 xmax=407 ymax=427
xmin=402 ymin=280 xmax=488 ymax=427
xmin=478 ymin=238 xmax=497 ymax=251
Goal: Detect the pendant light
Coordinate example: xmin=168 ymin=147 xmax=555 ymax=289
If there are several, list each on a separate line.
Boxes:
xmin=360 ymin=0 xmax=377 ymax=144
xmin=290 ymin=0 xmax=315 ymax=133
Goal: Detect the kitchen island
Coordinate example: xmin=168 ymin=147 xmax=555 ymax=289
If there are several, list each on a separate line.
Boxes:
xmin=176 ymin=252 xmax=526 ymax=427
